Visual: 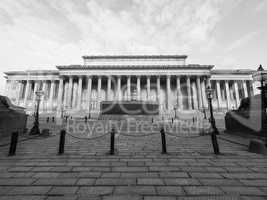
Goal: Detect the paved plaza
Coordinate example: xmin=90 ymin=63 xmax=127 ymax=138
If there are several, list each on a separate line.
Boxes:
xmin=0 ymin=119 xmax=267 ymax=200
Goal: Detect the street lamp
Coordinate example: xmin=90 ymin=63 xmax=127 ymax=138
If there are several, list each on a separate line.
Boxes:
xmin=173 ymin=105 xmax=177 ymax=119
xmin=88 ymin=100 xmax=91 ymax=119
xmin=257 ymin=65 xmax=267 ymax=134
xmin=29 ymin=90 xmax=44 ymax=135
xmin=206 ymin=86 xmax=220 ymax=154
xmin=248 ymin=65 xmax=267 ymax=155
xmin=202 ymin=107 xmax=207 ymax=119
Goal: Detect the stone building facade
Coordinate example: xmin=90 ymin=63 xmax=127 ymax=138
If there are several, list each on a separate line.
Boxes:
xmin=4 ymin=55 xmax=257 ymax=117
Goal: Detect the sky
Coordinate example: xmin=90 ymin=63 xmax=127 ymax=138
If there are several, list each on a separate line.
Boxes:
xmin=0 ymin=0 xmax=266 ymax=94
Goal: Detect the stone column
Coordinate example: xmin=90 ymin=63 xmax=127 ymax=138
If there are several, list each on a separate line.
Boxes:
xmin=192 ymin=81 xmax=198 ymax=109
xmin=186 ymin=76 xmax=192 ymax=110
xmin=4 ymin=80 xmax=10 ymax=95
xmin=87 ymin=76 xmax=92 ymax=111
xmin=225 ymin=81 xmax=231 ymax=110
xmin=157 ymin=76 xmax=161 ymax=103
xmin=17 ymin=81 xmax=24 ymax=104
xmin=147 ymin=76 xmax=151 ymax=101
xmin=249 ymin=81 xmax=254 ymax=96
xmin=127 ymin=76 xmax=131 ymax=100
xmin=77 ymin=76 xmax=83 ymax=110
xmin=42 ymin=81 xmax=48 ymax=111
xmin=216 ymin=81 xmax=222 ymax=109
xmin=72 ymin=81 xmax=78 ymax=108
xmin=63 ymin=82 xmax=68 ymax=108
xmin=49 ymin=80 xmax=55 ymax=110
xmin=57 ymin=78 xmax=64 ymax=115
xmin=196 ymin=76 xmax=203 ymax=109
xmin=207 ymin=77 xmax=211 ymax=87
xmin=97 ymin=76 xmax=102 ymax=109
xmin=32 ymin=81 xmax=39 ymax=105
xmin=252 ymin=81 xmax=258 ymax=95
xmin=107 ymin=76 xmax=111 ymax=100
xmin=117 ymin=76 xmax=121 ymax=100
xmin=176 ymin=76 xmax=182 ymax=109
xmin=234 ymin=81 xmax=240 ymax=108
xmin=202 ymin=78 xmax=209 ymax=108
xmin=68 ymin=76 xmax=73 ymax=108
xmin=137 ymin=76 xmax=141 ymax=101
xmin=243 ymin=80 xmax=248 ymax=97
xmin=167 ymin=75 xmax=171 ymax=110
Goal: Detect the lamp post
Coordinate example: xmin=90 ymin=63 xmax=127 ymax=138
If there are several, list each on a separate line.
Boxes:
xmin=203 ymin=108 xmax=207 ymax=119
xmin=206 ymin=86 xmax=220 ymax=154
xmin=88 ymin=100 xmax=91 ymax=119
xmin=29 ymin=90 xmax=44 ymax=135
xmin=256 ymin=65 xmax=267 ymax=134
xmin=174 ymin=105 xmax=177 ymax=119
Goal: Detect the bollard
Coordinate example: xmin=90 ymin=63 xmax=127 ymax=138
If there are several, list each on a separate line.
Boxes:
xmin=160 ymin=128 xmax=167 ymax=154
xmin=58 ymin=130 xmax=66 ymax=155
xmin=46 ymin=117 xmax=49 ymax=123
xmin=152 ymin=118 xmax=154 ymax=123
xmin=52 ymin=117 xmax=55 ymax=123
xmin=110 ymin=128 xmax=115 ymax=155
xmin=8 ymin=132 xmax=19 ymax=156
xmin=85 ymin=116 xmax=88 ymax=123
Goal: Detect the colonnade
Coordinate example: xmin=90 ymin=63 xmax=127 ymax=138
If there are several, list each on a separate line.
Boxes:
xmin=212 ymin=79 xmax=254 ymax=110
xmin=55 ymin=75 xmax=210 ymax=115
xmin=10 ymin=75 xmax=254 ymax=115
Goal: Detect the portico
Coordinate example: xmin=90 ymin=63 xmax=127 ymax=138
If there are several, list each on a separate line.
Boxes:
xmin=4 ymin=55 xmax=256 ymax=117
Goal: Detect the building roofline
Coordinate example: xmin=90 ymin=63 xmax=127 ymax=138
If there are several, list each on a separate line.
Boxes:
xmin=56 ymin=64 xmax=213 ymax=70
xmin=211 ymin=69 xmax=255 ymax=75
xmin=4 ymin=70 xmax=59 ymax=76
xmin=82 ymin=55 xmax=188 ymax=60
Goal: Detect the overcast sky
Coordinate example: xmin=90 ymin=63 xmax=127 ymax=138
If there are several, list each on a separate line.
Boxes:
xmin=0 ymin=0 xmax=266 ymax=94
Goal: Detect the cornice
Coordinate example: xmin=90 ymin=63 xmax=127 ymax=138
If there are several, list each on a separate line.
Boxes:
xmin=82 ymin=55 xmax=188 ymax=60
xmin=4 ymin=70 xmax=59 ymax=76
xmin=211 ymin=69 xmax=255 ymax=75
xmin=56 ymin=64 xmax=214 ymax=70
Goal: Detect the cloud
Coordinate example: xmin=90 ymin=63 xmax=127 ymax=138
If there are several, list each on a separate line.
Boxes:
xmin=255 ymin=0 xmax=266 ymax=12
xmin=225 ymin=31 xmax=260 ymax=52
xmin=0 ymin=0 xmax=224 ymax=55
xmin=0 ymin=0 xmax=229 ymax=94
xmin=1 ymin=0 xmax=265 ymax=94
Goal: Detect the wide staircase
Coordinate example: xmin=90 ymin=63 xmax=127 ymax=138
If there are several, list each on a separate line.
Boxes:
xmin=26 ymin=116 xmax=63 ymax=135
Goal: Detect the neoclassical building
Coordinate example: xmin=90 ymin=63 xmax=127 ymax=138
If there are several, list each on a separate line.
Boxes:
xmin=4 ymin=55 xmax=258 ymax=117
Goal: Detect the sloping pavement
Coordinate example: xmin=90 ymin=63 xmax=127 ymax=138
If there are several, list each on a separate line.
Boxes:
xmin=0 ymin=127 xmax=266 ymax=200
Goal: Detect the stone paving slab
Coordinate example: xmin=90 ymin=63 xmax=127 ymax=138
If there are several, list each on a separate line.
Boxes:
xmin=0 ymin=130 xmax=266 ymax=199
